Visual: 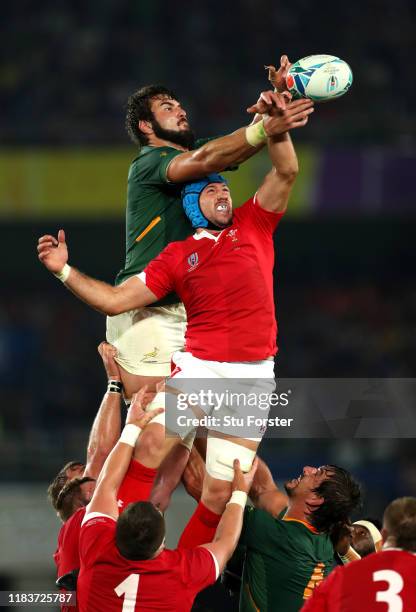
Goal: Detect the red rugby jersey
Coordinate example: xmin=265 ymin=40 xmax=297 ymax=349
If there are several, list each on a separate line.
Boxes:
xmin=302 ymin=549 xmax=416 ymax=611
xmin=141 ymin=197 xmax=284 ymax=362
xmin=54 ymin=507 xmax=86 ymax=612
xmin=77 ymin=514 xmax=218 ymax=612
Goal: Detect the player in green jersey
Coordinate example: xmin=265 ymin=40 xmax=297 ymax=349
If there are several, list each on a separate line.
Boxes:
xmin=237 ymin=464 xmax=361 ymax=611
xmin=107 ymin=56 xmax=293 ymax=405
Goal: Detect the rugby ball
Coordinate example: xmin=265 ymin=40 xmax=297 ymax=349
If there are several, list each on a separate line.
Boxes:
xmin=286 ymin=54 xmax=353 ymax=102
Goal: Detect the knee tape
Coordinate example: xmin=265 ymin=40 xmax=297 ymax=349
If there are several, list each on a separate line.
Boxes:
xmin=206 ymin=437 xmax=257 ymax=482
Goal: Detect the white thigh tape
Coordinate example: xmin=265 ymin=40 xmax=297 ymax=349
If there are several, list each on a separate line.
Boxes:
xmin=206 ymin=437 xmax=256 ymax=482
xmin=146 ymin=391 xmax=166 ymax=426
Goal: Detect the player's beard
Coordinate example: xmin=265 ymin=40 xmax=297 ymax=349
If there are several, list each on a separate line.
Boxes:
xmin=151 ymin=118 xmax=195 ymax=150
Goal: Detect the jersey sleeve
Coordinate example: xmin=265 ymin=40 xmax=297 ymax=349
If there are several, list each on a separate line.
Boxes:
xmin=139 ymin=243 xmax=179 ymax=299
xmin=134 ymin=147 xmax=183 ymax=184
xmin=235 ymin=196 xmax=284 ymax=236
xmin=240 ymin=506 xmax=284 ymax=549
xmin=79 ymin=514 xmax=116 ymax=569
xmin=180 ymin=547 xmax=218 ymax=592
xmin=301 ymin=566 xmax=340 ymax=612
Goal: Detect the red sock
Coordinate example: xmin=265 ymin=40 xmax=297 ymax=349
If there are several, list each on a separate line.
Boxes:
xmin=117 ymin=459 xmax=157 ymax=514
xmin=178 ymin=501 xmax=221 ymax=549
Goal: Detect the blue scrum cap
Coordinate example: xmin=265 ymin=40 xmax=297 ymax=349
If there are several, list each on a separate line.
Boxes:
xmin=182 ymin=173 xmax=228 ymax=229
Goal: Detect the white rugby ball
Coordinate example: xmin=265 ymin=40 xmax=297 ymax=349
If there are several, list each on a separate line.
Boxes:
xmin=286 ymin=54 xmax=353 ymax=102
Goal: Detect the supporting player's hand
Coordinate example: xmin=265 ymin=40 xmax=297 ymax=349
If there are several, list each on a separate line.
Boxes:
xmin=98 ymin=341 xmax=121 ymax=380
xmin=266 ymin=54 xmax=292 ymax=92
xmin=37 ymin=229 xmax=68 ymax=273
xmin=231 ymin=457 xmax=259 ymax=494
xmin=126 ymin=386 xmax=163 ymax=429
xmin=263 ymin=98 xmax=314 ymax=134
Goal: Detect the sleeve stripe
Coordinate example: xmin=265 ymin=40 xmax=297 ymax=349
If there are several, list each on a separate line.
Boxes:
xmin=81 ymin=511 xmax=117 ymax=526
xmin=137 ymin=271 xmax=146 ymax=284
xmin=205 ymin=549 xmax=220 ymax=581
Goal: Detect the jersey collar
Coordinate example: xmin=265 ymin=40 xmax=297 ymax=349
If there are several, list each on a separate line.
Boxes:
xmin=282 ymin=516 xmax=319 ymax=534
xmin=193 ymin=229 xmax=224 ymax=242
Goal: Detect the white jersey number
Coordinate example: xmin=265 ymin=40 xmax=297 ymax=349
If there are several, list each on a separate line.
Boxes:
xmin=115 ymin=574 xmax=140 ymax=612
xmin=373 ymin=570 xmax=404 ymax=612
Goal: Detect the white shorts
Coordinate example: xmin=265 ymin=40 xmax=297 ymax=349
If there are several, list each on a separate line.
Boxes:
xmin=167 ymin=351 xmax=276 ymax=438
xmin=106 ymin=303 xmax=187 ymax=376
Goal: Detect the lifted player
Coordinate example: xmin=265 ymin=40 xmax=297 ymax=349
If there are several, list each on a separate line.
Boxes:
xmin=38 ymin=90 xmax=313 ymax=545
xmin=77 ymin=388 xmax=258 ymax=612
xmin=108 ymin=56 xmax=293 ymax=402
xmin=303 ymin=496 xmax=416 ymax=611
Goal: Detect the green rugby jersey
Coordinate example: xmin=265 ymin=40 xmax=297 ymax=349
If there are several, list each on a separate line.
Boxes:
xmin=239 ymin=507 xmax=334 ymax=612
xmin=115 ymin=139 xmax=217 ymax=305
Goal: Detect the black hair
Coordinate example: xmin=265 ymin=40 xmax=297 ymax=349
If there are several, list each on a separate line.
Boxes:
xmin=116 ymin=501 xmax=165 ymax=560
xmin=125 ymin=85 xmax=177 ymax=146
xmin=308 ymin=465 xmax=362 ymax=534
xmin=55 ymin=476 xmax=95 ymax=522
xmin=47 ymin=460 xmax=84 ymax=510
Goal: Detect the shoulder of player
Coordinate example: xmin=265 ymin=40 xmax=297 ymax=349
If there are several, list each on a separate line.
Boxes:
xmin=131 ymin=145 xmax=181 ymax=167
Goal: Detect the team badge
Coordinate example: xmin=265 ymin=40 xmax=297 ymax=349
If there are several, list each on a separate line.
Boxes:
xmin=141 ymin=347 xmax=160 ymax=363
xmin=226 ymin=229 xmax=239 ymax=242
xmin=187 ymin=252 xmax=199 ymax=271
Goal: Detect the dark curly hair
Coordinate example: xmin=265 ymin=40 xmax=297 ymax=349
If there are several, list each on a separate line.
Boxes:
xmin=55 ymin=476 xmax=95 ymax=522
xmin=308 ymin=465 xmax=362 ymax=534
xmin=47 ymin=460 xmax=84 ymax=510
xmin=126 ymin=85 xmax=177 ymax=146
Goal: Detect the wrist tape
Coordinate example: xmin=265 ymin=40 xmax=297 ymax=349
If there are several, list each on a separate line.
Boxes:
xmin=119 ymin=424 xmax=141 ymax=447
xmin=245 ymin=120 xmax=267 ymax=147
xmin=226 ymin=490 xmax=248 ymax=509
xmin=54 ymin=264 xmax=71 ymax=283
xmin=107 ymin=380 xmax=123 ymax=394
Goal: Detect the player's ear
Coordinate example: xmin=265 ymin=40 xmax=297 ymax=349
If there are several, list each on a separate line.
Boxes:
xmin=381 ymin=527 xmax=389 ymax=544
xmin=305 ymin=492 xmax=324 ymax=509
xmin=139 ymin=120 xmax=153 ymax=135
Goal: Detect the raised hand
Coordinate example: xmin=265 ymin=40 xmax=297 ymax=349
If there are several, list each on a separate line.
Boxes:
xmin=37 ymin=229 xmax=68 ymax=273
xmin=98 ymin=341 xmax=121 ymax=380
xmin=263 ymin=98 xmax=314 ymax=135
xmin=232 ymin=457 xmax=259 ymax=494
xmin=266 ymin=54 xmax=292 ymax=92
xmin=247 ymin=90 xmax=291 ymax=115
xmin=126 ymin=386 xmax=163 ymax=430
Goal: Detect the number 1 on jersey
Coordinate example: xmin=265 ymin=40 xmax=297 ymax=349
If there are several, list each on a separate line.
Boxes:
xmin=115 ymin=574 xmax=140 ymax=611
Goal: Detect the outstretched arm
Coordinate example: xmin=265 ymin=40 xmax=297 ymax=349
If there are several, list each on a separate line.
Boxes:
xmin=37 ymin=229 xmax=158 ymax=316
xmin=249 ymin=458 xmax=288 ymax=517
xmin=83 ymin=342 xmax=123 ymax=480
xmin=255 ymin=93 xmax=314 ymax=213
xmin=86 ymin=389 xmax=163 ymax=519
xmin=167 ymin=57 xmax=298 ymax=182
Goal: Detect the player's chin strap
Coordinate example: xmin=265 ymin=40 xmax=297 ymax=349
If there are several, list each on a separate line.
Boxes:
xmin=182 ymin=173 xmax=229 ymax=230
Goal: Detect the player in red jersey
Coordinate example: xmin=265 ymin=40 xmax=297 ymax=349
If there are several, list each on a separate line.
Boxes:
xmin=38 ymin=91 xmax=314 ymax=545
xmin=77 ymin=385 xmax=258 ymax=612
xmin=302 ymin=496 xmax=416 ymax=612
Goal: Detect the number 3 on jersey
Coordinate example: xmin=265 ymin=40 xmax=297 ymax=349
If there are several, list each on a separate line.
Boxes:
xmin=115 ymin=574 xmax=140 ymax=611
xmin=373 ymin=570 xmax=404 ymax=612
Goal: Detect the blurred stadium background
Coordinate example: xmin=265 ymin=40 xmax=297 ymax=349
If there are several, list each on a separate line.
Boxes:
xmin=1 ymin=1 xmax=416 ymax=609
